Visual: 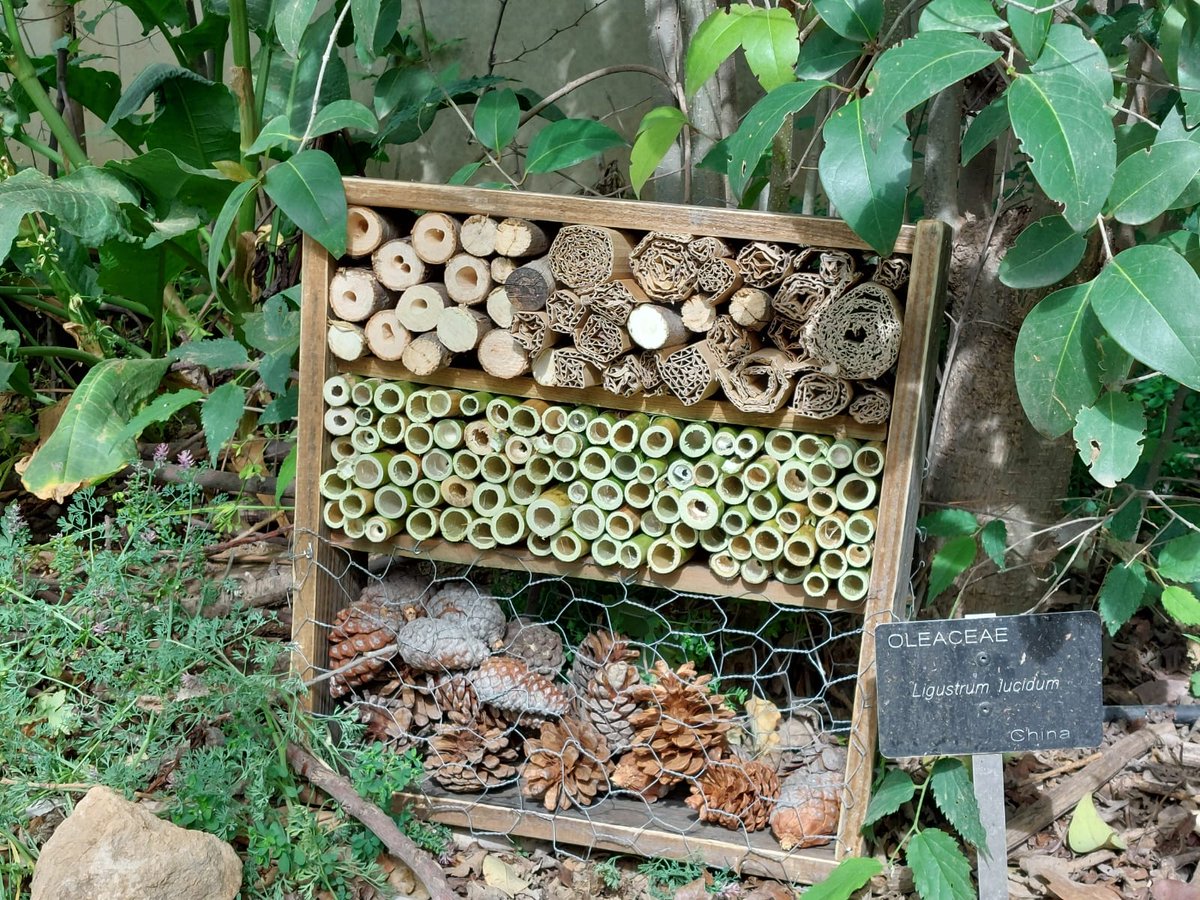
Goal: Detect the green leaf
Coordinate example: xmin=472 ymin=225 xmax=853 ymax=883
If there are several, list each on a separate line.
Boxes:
xmin=961 ymin=95 xmax=1008 ymax=165
xmin=919 ymin=508 xmax=979 ymax=537
xmin=115 ymin=388 xmax=204 ymax=445
xmin=1068 ymin=792 xmax=1126 ymax=853
xmin=169 ymin=338 xmax=249 ymax=370
xmin=246 ymin=115 xmax=296 ymax=155
xmin=738 ymin=6 xmax=801 ymax=92
xmin=1006 ymin=70 xmax=1116 ymax=232
xmin=275 ymin=0 xmax=318 ymax=56
xmin=448 ymin=161 xmax=483 ymax=185
xmin=686 ymin=7 xmax=751 ymax=97
xmin=1163 ymin=0 xmax=1200 ymax=127
xmin=980 ymin=518 xmax=1008 ymax=570
xmin=264 ymin=149 xmax=347 ymax=257
xmin=630 ymin=106 xmax=689 ymax=198
xmin=865 ymin=32 xmax=1000 ymax=138
xmin=310 ymin=99 xmax=377 ymax=137
xmin=1032 ymin=24 xmax=1113 ymax=103
xmin=908 ymin=828 xmax=975 ymax=900
xmin=818 ymin=98 xmax=911 ymax=255
xmin=930 ymin=759 xmax=987 ymax=848
xmin=19 ymin=359 xmax=170 ymax=502
xmin=106 ymin=148 xmax=235 ymax=218
xmin=728 ymin=81 xmax=829 ymax=200
xmin=813 ymin=0 xmax=882 ymax=42
xmin=106 ymin=63 xmax=210 ymax=125
xmin=803 ymin=857 xmax=885 ymax=900
xmin=797 ymin=26 xmax=863 ymax=79
xmin=201 ymin=382 xmax=247 ymax=463
xmin=1107 ymin=141 xmax=1200 ymax=225
xmin=242 ymin=294 xmax=300 ymax=356
xmin=863 ymin=768 xmax=916 ymax=827
xmin=928 ymin=535 xmax=978 ymax=602
xmin=144 ymin=78 xmax=239 ymax=168
xmin=920 ymin=0 xmax=1007 ymax=32
xmin=351 ymin=0 xmax=401 ymax=57
xmin=207 ymin=178 xmax=260 ymax=295
xmin=0 ymin=167 xmax=134 ymax=266
xmin=1154 ymin=230 xmax=1200 ymax=276
xmin=1090 ymin=244 xmax=1200 ymax=390
xmin=1158 ymin=533 xmax=1200 ymax=583
xmin=1163 ymin=585 xmax=1200 ymax=625
xmin=1007 ymin=5 xmax=1051 ymax=62
xmin=1073 ymin=392 xmax=1147 ymax=488
xmin=474 ymin=88 xmax=520 ymax=154
xmin=1192 ymin=671 xmax=1200 ymax=698
xmin=524 ymin=119 xmax=626 ymax=175
xmin=276 ymin=444 xmax=298 ymax=506
xmin=999 ymin=215 xmax=1086 ymax=289
xmin=1098 ymin=561 xmax=1148 ymax=635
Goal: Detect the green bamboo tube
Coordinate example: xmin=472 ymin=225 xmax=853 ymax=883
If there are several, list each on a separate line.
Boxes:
xmin=670 ymin=521 xmax=699 ymax=548
xmin=377 ymin=414 xmax=407 ymax=445
xmin=836 ymin=473 xmax=878 ymax=511
xmin=340 ymin=487 xmax=375 ymax=518
xmin=640 ymin=509 xmax=668 ymax=537
xmin=612 ymin=451 xmax=641 ymax=481
xmin=353 ymin=453 xmax=390 ymax=489
xmin=636 ymin=457 xmax=668 ymax=485
xmin=527 ymin=486 xmax=573 ymax=537
xmin=853 ymin=442 xmax=886 ymax=478
xmin=528 ymin=533 xmax=553 ymax=557
xmin=610 ymin=413 xmax=650 ymax=452
xmin=592 ymin=535 xmax=621 ymax=567
xmin=472 ymin=482 xmax=507 ymax=517
xmin=322 ymin=500 xmax=346 ymax=529
xmin=680 ymin=486 xmax=724 ymax=529
xmin=729 ymin=533 xmax=753 ymax=561
xmin=796 ymin=434 xmax=830 ymax=463
xmin=709 ymin=550 xmax=740 ymax=580
xmin=532 ymin=434 xmax=555 ymax=455
xmin=404 ymin=422 xmax=434 ymax=454
xmin=619 ymin=534 xmax=655 ymax=568
xmin=553 ymin=432 xmax=584 ymax=459
xmin=342 ymin=515 xmax=367 ymax=540
xmin=433 ymin=419 xmax=465 ymax=450
xmin=846 ymin=542 xmax=872 ymax=568
xmin=585 ymin=411 xmax=619 ymax=446
xmin=679 ymin=421 xmax=716 ymax=459
xmin=440 ymin=475 xmax=475 ymax=508
xmin=492 ymin=507 xmax=526 ymax=545
xmin=827 ymin=437 xmax=860 ymax=470
xmin=365 ymin=515 xmax=400 ymax=543
xmin=639 ymin=416 xmax=681 ymax=458
xmin=319 ymin=469 xmax=351 ymax=500
xmin=772 ymin=557 xmax=806 ymax=585
xmin=743 ymin=457 xmax=779 ymax=492
xmin=579 ymin=445 xmax=617 ymax=480
xmin=467 ymin=516 xmax=497 ymax=550
xmin=480 ymin=454 xmax=514 ymax=484
xmin=692 ymin=453 xmax=722 ymax=487
xmin=777 ymin=459 xmax=811 ymax=502
xmin=651 ymin=488 xmax=682 ymax=524
xmin=422 ymin=448 xmax=453 ymax=481
xmin=440 ymin=507 xmax=474 ymax=543
xmin=667 ymin=458 xmax=695 ymax=491
xmin=820 ymin=548 xmax=848 ymax=579
xmin=387 ymin=452 xmax=421 ymax=486
xmin=541 ymin=404 xmax=569 ymax=434
xmin=720 ymin=504 xmax=750 ymax=535
xmin=839 ymin=568 xmax=871 ymax=602
xmin=552 ymin=529 xmax=589 ymax=562
xmin=372 ymin=381 xmax=413 ymax=414
xmin=374 ymin=485 xmax=411 ymax=519
xmin=324 ymin=406 xmax=355 ymax=436
xmin=323 ymin=374 xmax=357 ymax=406
xmin=426 ymin=388 xmax=463 ymax=418
xmin=784 ymin=526 xmax=817 ymax=567
xmin=505 ymin=434 xmax=533 ymax=464
xmin=405 ymin=389 xmax=433 ymax=423
xmin=802 ymin=570 xmax=830 ymax=599
xmin=623 ymin=480 xmax=653 ymax=509
xmin=566 ymin=481 xmax=591 ymax=504
xmin=606 ymin=507 xmax=641 ymax=541
xmin=733 ymin=427 xmax=765 ymax=461
xmin=330 ymin=435 xmax=356 ymax=461
xmin=846 ymin=509 xmax=877 ymax=543
xmin=764 ymin=429 xmax=797 ymax=462
xmin=776 ymin=501 xmax=811 ymax=534
xmin=507 ymin=471 xmax=542 ymax=506
xmin=565 ymin=405 xmax=599 ymax=433
xmin=523 ymin=454 xmax=552 ymax=486
xmin=748 ymin=487 xmax=783 ymax=522
xmin=458 ymin=391 xmax=493 ymax=417
xmin=412 ymin=479 xmax=443 ymax=509
xmin=750 ymin=523 xmax=785 ymax=561
xmin=511 ymin=399 xmax=549 ymax=437
xmin=740 ymin=557 xmax=770 ymax=585
xmin=698 ymin=528 xmax=729 ymax=553
xmin=591 ymin=478 xmax=624 ymax=511
xmin=715 ymin=473 xmax=749 ymax=506
xmin=486 ymin=395 xmax=520 ymax=428
xmin=452 ymin=450 xmax=481 ymax=480
xmin=808 ymin=459 xmax=836 ymax=487
xmin=350 ymin=378 xmax=381 ymax=406
xmin=351 ymin=426 xmax=381 ymax=454
xmin=335 ymin=457 xmax=356 ymax=480
xmin=815 ymin=512 xmax=848 ymax=549
xmin=808 ymin=486 xmax=838 ymax=517
xmin=646 ymin=538 xmax=692 ymax=574
xmin=463 ymin=421 xmax=500 ymax=455
xmin=712 ymin=425 xmax=738 ymax=457
xmin=721 ymin=455 xmax=745 ymax=475
xmin=553 ymin=458 xmax=579 ymax=482
xmin=572 ymin=504 xmax=606 ymax=541
xmin=354 ymin=405 xmax=376 ymax=427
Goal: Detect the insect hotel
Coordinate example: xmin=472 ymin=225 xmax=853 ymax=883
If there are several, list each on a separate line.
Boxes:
xmin=292 ymin=179 xmax=948 ymax=883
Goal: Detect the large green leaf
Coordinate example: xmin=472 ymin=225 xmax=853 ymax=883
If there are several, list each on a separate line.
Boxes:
xmin=115 ymin=388 xmax=205 ymax=445
xmin=264 ymin=149 xmax=347 ymax=256
xmin=907 ymin=828 xmax=975 ymax=900
xmin=351 ymin=0 xmax=402 ymax=57
xmin=310 ymin=100 xmax=378 ymax=137
xmin=1161 ymin=0 xmax=1200 ymax=126
xmin=1090 ymin=244 xmax=1200 ymax=390
xmin=473 ymin=88 xmax=520 ymax=154
xmin=980 ymin=518 xmax=1008 ymax=570
xmin=819 ymin=98 xmax=911 ymax=255
xmin=630 ymin=106 xmax=689 ymax=198
xmin=862 ymin=768 xmax=916 ymax=827
xmin=0 ymin=168 xmax=134 ymax=266
xmin=144 ymin=78 xmax=239 ymax=167
xmin=919 ymin=508 xmax=979 ymax=537
xmin=928 ymin=535 xmax=978 ymax=602
xmin=19 ymin=358 xmax=170 ymax=502
xmin=685 ymin=7 xmax=752 ymax=96
xmin=737 ymin=6 xmax=801 ymax=92
xmin=275 ymin=0 xmax=318 ymax=56
xmin=524 ymin=119 xmax=626 ymax=175
xmin=1097 ymin=561 xmax=1148 ymax=635
xmin=930 ymin=759 xmax=987 ymax=848
xmin=804 ymin=857 xmax=884 ymax=900
xmin=170 ymin=338 xmax=250 ymax=369
xmin=208 ymin=178 xmax=260 ymax=292
xmin=865 ymin=32 xmax=1000 ymax=138
xmin=728 ymin=81 xmax=829 ymax=200
xmin=1162 ymin=585 xmax=1200 ymax=625
xmin=998 ymin=215 xmax=1086 ymax=288
xmin=919 ymin=0 xmax=1007 ymax=32
xmin=1007 ymin=5 xmax=1052 ymax=61
xmin=201 ymin=382 xmax=247 ymax=463
xmin=105 ymin=148 xmax=234 ymax=218
xmin=1106 ymin=141 xmax=1200 ymax=225
xmin=813 ymin=0 xmax=882 ymax=42
xmin=106 ymin=62 xmax=210 ymax=125
xmin=796 ymin=26 xmax=864 ymax=79
xmin=263 ymin=7 xmax=350 ymax=134
xmin=961 ymin=95 xmax=1008 ymax=165
xmin=1073 ymin=392 xmax=1147 ymax=487
xmin=1007 ymin=70 xmax=1116 ymax=232
xmin=1032 ymin=24 xmax=1113 ymax=102
xmin=1159 ymin=533 xmax=1200 ymax=583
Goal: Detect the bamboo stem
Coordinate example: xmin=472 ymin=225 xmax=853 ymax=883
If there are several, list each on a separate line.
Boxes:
xmin=571 ymin=504 xmax=605 ymax=540
xmin=764 ymin=429 xmax=797 ymax=461
xmin=387 ymin=452 xmax=421 ymax=486
xmin=609 ymin=413 xmax=650 ymax=452
xmin=479 ymin=454 xmax=514 ymax=484
xmin=679 ymin=486 xmax=723 ymax=529
xmin=467 ymin=517 xmax=497 ymax=550
xmin=619 ymin=534 xmax=654 ymax=568
xmin=605 ymin=507 xmax=641 ymax=540
xmin=578 ymin=445 xmax=616 ymax=480
xmin=839 ymin=568 xmax=870 ymax=602
xmin=375 ymin=485 xmax=411 ymax=519
xmin=623 ymin=480 xmax=653 ymax=509
xmin=440 ymin=475 xmax=475 ymax=508
xmin=679 ymin=422 xmax=715 ymax=459
xmin=372 ymin=381 xmax=413 ymax=413
xmin=640 ymin=510 xmax=667 ymax=537
xmin=846 ymin=509 xmax=877 ymax=543
xmin=670 ymin=521 xmax=699 ymax=548
xmin=412 ymin=479 xmax=442 ymax=509
xmin=592 ymin=535 xmax=622 ymax=567
xmin=612 ymin=452 xmax=641 ymax=482
xmin=802 ymin=570 xmax=829 ymax=599
xmin=591 ymin=478 xmax=624 ymax=511
xmin=698 ymin=528 xmax=729 ymax=553
xmin=775 ymin=501 xmax=810 ymax=534
xmin=351 ymin=426 xmax=380 ymax=454
xmin=405 ymin=509 xmax=437 ymax=541
xmin=403 ymin=423 xmax=434 ymax=454
xmin=485 ymin=395 xmax=520 ymax=428
xmin=471 ymin=482 xmax=507 ymax=517
xmin=709 ymin=551 xmax=739 ymax=580
xmin=784 ymin=526 xmax=817 ymax=567
xmin=743 ymin=457 xmax=778 ymax=491
xmin=492 ymin=508 xmax=526 ymax=545
xmin=322 ymin=374 xmax=357 ymax=406
xmin=507 ymin=471 xmax=542 ymax=505
xmin=740 ymin=557 xmax=770 ymax=585
xmin=340 ymin=487 xmax=375 ymax=517
xmin=720 ymin=504 xmax=750 ymax=536
xmin=846 ymin=543 xmax=872 ymax=568
xmin=527 ymin=533 xmax=553 ymax=557
xmin=715 ymin=473 xmax=748 ymax=506
xmin=433 ymin=419 xmax=465 ymax=450
xmin=692 ymin=453 xmax=722 ymax=487
xmin=551 ymin=529 xmax=589 ymax=562
xmin=827 ymin=437 xmax=860 ymax=470
xmin=836 ymin=473 xmax=878 ymax=511
xmin=319 ymin=469 xmax=350 ymax=500
xmin=650 ymin=488 xmax=681 ymax=524
xmin=365 ymin=515 xmax=401 ymax=543
xmin=526 ymin=455 xmax=555 ymax=485
xmin=747 ymin=486 xmax=782 ymax=521
xmin=352 ymin=453 xmax=389 ymax=489
xmin=795 ymin=434 xmax=830 ymax=462
xmin=552 ymin=458 xmax=578 ymax=482
xmin=323 ymin=500 xmax=346 ymax=529
xmin=377 ymin=415 xmax=407 ymax=445
xmin=526 ymin=486 xmax=573 ymax=537
xmin=816 ymin=512 xmax=848 ymax=550
xmin=808 ymin=459 xmax=837 ymax=488
xmin=639 ymin=416 xmax=681 ymax=458
xmin=647 ymin=538 xmax=692 ymax=574
xmin=807 ymin=487 xmax=838 ymax=517
xmin=330 ymin=436 xmax=356 ymax=460
xmin=342 ymin=516 xmax=367 ymax=540
xmin=505 ymin=435 xmax=533 ymax=465
xmin=440 ymin=508 xmax=474 ymax=543
xmin=820 ymin=549 xmax=848 ymax=579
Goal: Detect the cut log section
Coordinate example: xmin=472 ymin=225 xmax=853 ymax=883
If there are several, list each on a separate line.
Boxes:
xmin=411 ymin=212 xmax=460 ymax=264
xmin=658 ymin=343 xmax=720 ymax=406
xmin=372 ymin=239 xmax=427 ymax=291
xmin=486 ymin=287 xmax=515 ymax=328
xmin=706 ymin=315 xmax=761 ymax=368
xmin=630 ymin=231 xmax=697 ymax=302
xmin=548 ymin=224 xmax=634 ymax=288
xmin=491 ymin=256 xmax=519 ymax=284
xmin=494 ymin=217 xmax=549 ymax=257
xmin=396 ymin=283 xmax=450 ymax=332
xmin=400 ymin=333 xmax=452 ymax=376
xmin=629 ymin=304 xmax=686 ymax=350
xmin=736 ymin=241 xmax=793 ymax=288
xmin=460 ymin=214 xmax=499 ymax=256
xmin=363 ymin=309 xmax=413 ymax=361
xmin=346 ymin=206 xmax=398 ymax=257
xmin=680 ymin=294 xmax=719 ymax=333
xmin=505 ymin=257 xmax=555 ymax=311
xmin=546 ymin=289 xmax=588 ymax=335
xmin=444 ymin=253 xmax=493 ymax=305
xmin=729 ymin=287 xmax=773 ymax=330
xmin=478 ymin=329 xmax=531 ymax=378
xmin=437 ymin=306 xmax=492 ymax=352
xmin=329 ymin=268 xmax=392 ymax=322
xmin=327 ymin=321 xmax=368 ymax=361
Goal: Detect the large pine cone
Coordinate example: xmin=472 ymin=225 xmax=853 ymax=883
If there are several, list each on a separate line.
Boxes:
xmin=328 ymin=600 xmax=406 ymax=698
xmin=472 ymin=656 xmax=571 ymax=720
xmin=360 ymin=571 xmax=431 ymax=611
xmin=427 ymin=709 xmax=521 ymax=792
xmin=611 ymin=661 xmax=734 ymax=801
xmin=570 ymin=630 xmax=639 ymax=696
xmin=395 ymin=617 xmax=489 ymax=672
xmin=371 ymin=667 xmax=443 ymax=731
xmin=426 ymin=583 xmax=506 ymax=646
xmin=431 ymin=672 xmax=481 ymax=726
xmin=769 ymin=749 xmax=847 ymax=849
xmin=522 ymin=716 xmax=613 ymax=811
xmin=502 ymin=618 xmax=565 ymax=675
xmin=353 ymin=690 xmax=416 ymax=751
xmin=576 ymin=660 xmax=639 ymax=754
xmin=686 ymin=759 xmax=779 ymax=832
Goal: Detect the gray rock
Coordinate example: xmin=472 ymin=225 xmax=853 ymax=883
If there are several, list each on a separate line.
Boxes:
xmin=30 ymin=785 xmax=241 ymax=900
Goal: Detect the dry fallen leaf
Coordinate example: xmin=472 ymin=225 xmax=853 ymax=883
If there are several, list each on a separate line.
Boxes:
xmin=482 ymin=854 xmax=531 ymax=897
xmin=1068 ymin=792 xmax=1126 ymax=854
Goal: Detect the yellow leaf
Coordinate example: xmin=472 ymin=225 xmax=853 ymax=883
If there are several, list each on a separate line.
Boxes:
xmin=212 ymin=160 xmax=254 ymax=182
xmin=482 ymin=854 xmax=530 ymax=897
xmin=1067 ymin=792 xmax=1126 ymax=853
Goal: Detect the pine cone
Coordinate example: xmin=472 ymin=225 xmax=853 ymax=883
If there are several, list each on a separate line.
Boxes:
xmin=570 ymin=630 xmax=639 ymax=696
xmin=431 ymin=672 xmax=480 ymax=726
xmin=328 ymin=600 xmax=405 ymax=698
xmin=522 ymin=716 xmax=613 ymax=811
xmin=374 ymin=667 xmax=443 ymax=731
xmin=685 ymin=759 xmax=779 ymax=832
xmin=472 ymin=656 xmax=571 ymax=720
xmin=770 ymin=754 xmax=846 ymax=850
xmin=359 ymin=571 xmax=432 ymax=612
xmin=427 ymin=709 xmax=521 ymax=792
xmin=395 ymin=617 xmax=489 ymax=672
xmin=353 ymin=690 xmax=417 ymax=751
xmin=502 ymin=618 xmax=565 ymax=675
xmin=426 ymin=583 xmax=506 ymax=646
xmin=610 ymin=661 xmax=734 ymax=801
xmin=576 ymin=660 xmax=640 ymax=754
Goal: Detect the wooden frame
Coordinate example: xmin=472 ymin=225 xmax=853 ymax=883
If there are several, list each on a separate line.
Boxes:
xmin=293 ymin=178 xmax=949 ymax=881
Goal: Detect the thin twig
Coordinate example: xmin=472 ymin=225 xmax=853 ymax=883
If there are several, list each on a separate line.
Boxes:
xmin=303 ymin=644 xmax=398 ymax=687
xmin=485 ymin=0 xmax=509 ymax=76
xmin=298 ymin=0 xmax=354 ymax=149
xmin=492 ymin=0 xmax=618 ymax=68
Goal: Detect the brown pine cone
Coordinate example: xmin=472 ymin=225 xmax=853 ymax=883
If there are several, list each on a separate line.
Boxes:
xmin=374 ymin=667 xmax=442 ymax=732
xmin=426 ymin=583 xmax=506 ymax=646
xmin=394 ymin=617 xmax=489 ymax=672
xmin=472 ymin=656 xmax=571 ymax=720
xmin=610 ymin=661 xmax=734 ymax=801
xmin=569 ymin=630 xmax=639 ymax=696
xmin=359 ymin=571 xmax=431 ymax=613
xmin=502 ymin=618 xmax=565 ymax=675
xmin=427 ymin=709 xmax=520 ymax=793
xmin=576 ymin=660 xmax=640 ymax=754
xmin=352 ymin=691 xmax=416 ymax=751
xmin=431 ymin=672 xmax=480 ymax=726
xmin=522 ymin=716 xmax=613 ymax=811
xmin=328 ymin=600 xmax=405 ymax=698
xmin=770 ymin=755 xmax=846 ymax=850
xmin=686 ymin=759 xmax=779 ymax=832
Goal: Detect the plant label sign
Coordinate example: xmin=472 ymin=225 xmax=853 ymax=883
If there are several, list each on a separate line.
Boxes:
xmin=875 ymin=611 xmax=1103 ymax=758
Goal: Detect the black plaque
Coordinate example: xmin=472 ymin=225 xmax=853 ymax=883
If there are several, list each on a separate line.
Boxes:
xmin=876 ymin=611 xmax=1103 ymax=758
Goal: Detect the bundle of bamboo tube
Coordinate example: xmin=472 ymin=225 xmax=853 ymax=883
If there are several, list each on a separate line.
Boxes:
xmin=318 ymin=375 xmax=885 ymax=600
xmin=327 ymin=207 xmax=911 ymax=427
